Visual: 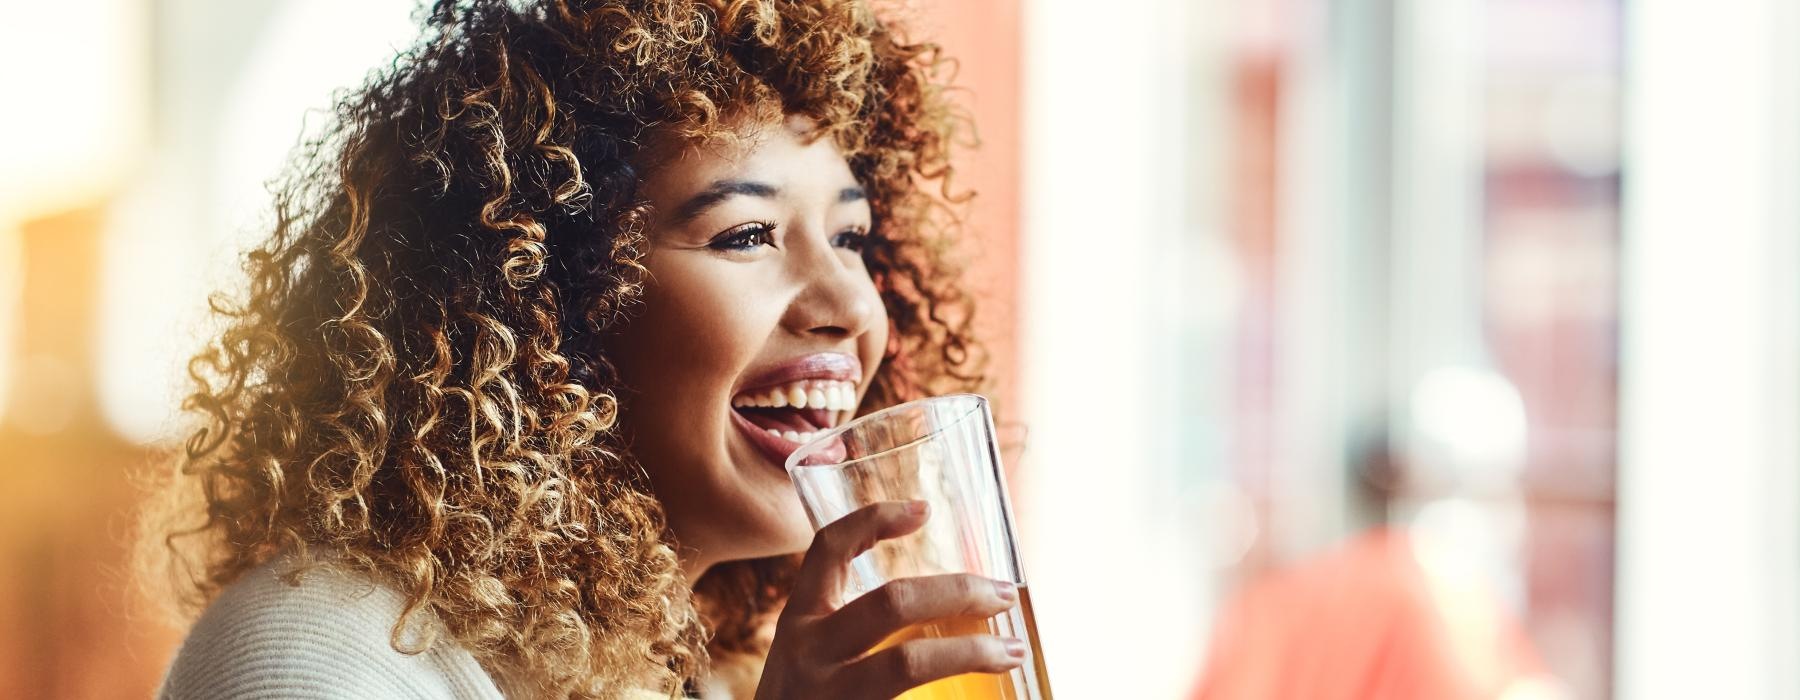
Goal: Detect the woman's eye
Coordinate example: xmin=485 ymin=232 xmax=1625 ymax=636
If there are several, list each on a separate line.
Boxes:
xmin=710 ymin=221 xmax=778 ymax=251
xmin=832 ymin=227 xmax=870 ymax=253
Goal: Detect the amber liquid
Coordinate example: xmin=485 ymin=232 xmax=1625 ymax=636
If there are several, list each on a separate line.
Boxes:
xmin=872 ymin=585 xmax=1054 ymax=700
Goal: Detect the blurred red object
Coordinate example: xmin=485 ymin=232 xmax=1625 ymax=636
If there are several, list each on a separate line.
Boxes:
xmin=1192 ymin=529 xmax=1549 ymax=700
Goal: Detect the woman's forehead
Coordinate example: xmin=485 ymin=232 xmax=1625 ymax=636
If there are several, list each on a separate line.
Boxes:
xmin=637 ymin=116 xmax=858 ymax=204
xmin=639 ymin=112 xmax=825 ymax=167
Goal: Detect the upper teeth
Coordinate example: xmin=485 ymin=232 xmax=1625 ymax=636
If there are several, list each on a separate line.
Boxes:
xmin=731 ymin=379 xmax=858 ymax=411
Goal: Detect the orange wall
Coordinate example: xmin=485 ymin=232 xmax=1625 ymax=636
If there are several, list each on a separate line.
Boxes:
xmin=911 ymin=0 xmax=1024 ymax=417
xmin=0 ymin=207 xmax=183 ymax=698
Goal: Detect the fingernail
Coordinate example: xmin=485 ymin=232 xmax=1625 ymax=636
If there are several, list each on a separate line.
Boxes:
xmin=1003 ymin=637 xmax=1027 ymax=659
xmin=993 ymin=579 xmax=1018 ymax=602
xmin=906 ymin=500 xmax=928 ymax=515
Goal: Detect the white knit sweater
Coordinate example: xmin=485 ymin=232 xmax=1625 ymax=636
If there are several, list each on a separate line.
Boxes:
xmin=157 ymin=556 xmax=684 ymax=699
xmin=159 ymin=555 xmax=507 ymax=699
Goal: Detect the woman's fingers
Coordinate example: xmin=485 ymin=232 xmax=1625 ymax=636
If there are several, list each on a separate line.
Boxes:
xmin=839 ymin=635 xmax=1026 ymax=699
xmin=820 ymin=573 xmax=1019 ymax=660
xmin=787 ymin=500 xmax=930 ymax=613
xmin=761 ymin=503 xmax=1029 ymax=700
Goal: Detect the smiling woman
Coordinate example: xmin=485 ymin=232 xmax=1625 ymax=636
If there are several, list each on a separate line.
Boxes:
xmin=137 ymin=1 xmax=1001 ymax=698
xmin=609 ymin=117 xmax=890 ymax=579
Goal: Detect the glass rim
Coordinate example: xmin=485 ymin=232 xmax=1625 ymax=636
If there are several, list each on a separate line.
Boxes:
xmin=784 ymin=393 xmax=988 ymax=475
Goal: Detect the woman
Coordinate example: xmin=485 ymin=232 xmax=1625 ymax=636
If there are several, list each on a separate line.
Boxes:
xmin=143 ymin=0 xmax=1020 ymax=697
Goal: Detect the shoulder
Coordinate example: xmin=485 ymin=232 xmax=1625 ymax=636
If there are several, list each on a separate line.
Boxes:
xmin=158 ymin=555 xmax=503 ymax=700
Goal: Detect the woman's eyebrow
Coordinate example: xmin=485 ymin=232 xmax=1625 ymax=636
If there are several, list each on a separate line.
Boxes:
xmin=673 ymin=179 xmax=779 ymax=223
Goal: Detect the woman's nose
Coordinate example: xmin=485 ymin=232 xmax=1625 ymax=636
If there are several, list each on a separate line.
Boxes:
xmin=782 ymin=238 xmax=880 ymax=340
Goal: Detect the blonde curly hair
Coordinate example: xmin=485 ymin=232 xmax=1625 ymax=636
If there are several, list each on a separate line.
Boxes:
xmin=137 ymin=0 xmax=987 ymax=697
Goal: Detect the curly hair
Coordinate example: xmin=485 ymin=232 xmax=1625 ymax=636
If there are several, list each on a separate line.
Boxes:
xmin=136 ymin=0 xmax=988 ymax=697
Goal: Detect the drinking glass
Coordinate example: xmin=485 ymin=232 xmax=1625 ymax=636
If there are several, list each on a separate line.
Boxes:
xmin=787 ymin=394 xmax=1053 ymax=700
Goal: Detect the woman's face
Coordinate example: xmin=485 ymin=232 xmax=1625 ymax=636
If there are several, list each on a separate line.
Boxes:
xmin=608 ymin=117 xmax=888 ymax=576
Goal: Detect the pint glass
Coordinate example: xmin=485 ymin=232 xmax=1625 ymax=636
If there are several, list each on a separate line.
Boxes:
xmin=786 ymin=394 xmax=1052 ymax=700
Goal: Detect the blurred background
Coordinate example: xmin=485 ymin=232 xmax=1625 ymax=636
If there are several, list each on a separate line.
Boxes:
xmin=0 ymin=0 xmax=1794 ymax=698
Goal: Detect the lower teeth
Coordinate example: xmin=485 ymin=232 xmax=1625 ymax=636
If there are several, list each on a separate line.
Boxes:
xmin=764 ymin=427 xmax=815 ymax=444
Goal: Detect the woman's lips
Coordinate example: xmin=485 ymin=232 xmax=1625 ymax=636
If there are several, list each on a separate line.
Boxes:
xmin=732 ymin=352 xmax=862 ymax=395
xmin=730 ymin=409 xmax=848 ymax=468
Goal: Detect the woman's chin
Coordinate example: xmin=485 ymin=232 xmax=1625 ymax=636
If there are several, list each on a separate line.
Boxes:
xmin=708 ymin=491 xmax=816 ymax=563
xmin=764 ymin=499 xmax=817 ymax=556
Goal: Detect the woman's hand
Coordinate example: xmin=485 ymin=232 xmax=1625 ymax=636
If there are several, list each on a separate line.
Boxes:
xmin=754 ymin=501 xmax=1026 ymax=699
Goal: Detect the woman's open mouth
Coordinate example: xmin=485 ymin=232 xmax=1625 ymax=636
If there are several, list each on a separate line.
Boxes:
xmin=727 ymin=358 xmax=860 ymax=467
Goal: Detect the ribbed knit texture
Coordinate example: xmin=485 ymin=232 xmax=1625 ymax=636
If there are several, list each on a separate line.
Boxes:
xmin=158 ymin=555 xmax=506 ymax=699
xmin=159 ymin=554 xmax=695 ymax=699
